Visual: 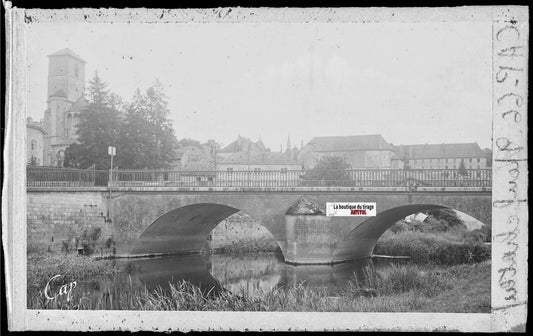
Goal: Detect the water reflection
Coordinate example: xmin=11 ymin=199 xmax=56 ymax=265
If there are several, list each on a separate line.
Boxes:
xmin=30 ymin=253 xmax=409 ymax=309
xmin=282 ymin=258 xmax=376 ymax=295
xmin=208 ymin=254 xmax=285 ymax=297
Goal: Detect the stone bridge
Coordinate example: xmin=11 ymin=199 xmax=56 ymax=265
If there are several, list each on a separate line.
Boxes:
xmin=27 ymin=186 xmax=491 ymax=264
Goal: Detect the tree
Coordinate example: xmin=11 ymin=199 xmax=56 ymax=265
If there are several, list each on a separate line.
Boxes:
xmin=116 ymin=81 xmax=178 ymax=169
xmin=303 ymin=156 xmax=352 ymax=186
xmin=177 ymin=138 xmax=203 ymax=148
xmin=64 ymin=73 xmax=122 ymax=170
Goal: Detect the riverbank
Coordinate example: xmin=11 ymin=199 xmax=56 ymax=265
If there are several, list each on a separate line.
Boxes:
xmin=137 ymin=261 xmax=489 ymax=312
xmin=27 ymin=226 xmax=491 ymax=312
xmin=374 ymin=230 xmax=491 ymax=265
xmin=28 ymin=259 xmax=490 ymax=312
xmin=27 ymin=252 xmax=118 ymax=292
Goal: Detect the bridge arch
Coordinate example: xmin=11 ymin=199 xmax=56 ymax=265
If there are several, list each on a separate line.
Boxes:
xmin=333 ymin=204 xmax=489 ymax=262
xmin=130 ymin=203 xmax=285 ymax=258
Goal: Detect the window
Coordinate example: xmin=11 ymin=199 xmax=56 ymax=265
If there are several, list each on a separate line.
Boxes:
xmin=30 ymin=139 xmax=37 ymax=150
xmin=469 ymin=158 xmax=472 ymax=162
xmin=477 ymin=158 xmax=480 ymax=162
xmin=227 ymin=168 xmax=234 ymax=173
xmin=254 ymin=168 xmax=261 ymax=173
xmin=281 ymin=168 xmax=288 ymax=174
xmin=65 ymin=113 xmax=72 ymax=138
xmin=74 ymin=64 xmax=79 ymax=78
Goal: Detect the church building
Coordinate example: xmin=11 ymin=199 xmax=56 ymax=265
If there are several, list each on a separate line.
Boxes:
xmin=41 ymin=48 xmax=89 ymax=166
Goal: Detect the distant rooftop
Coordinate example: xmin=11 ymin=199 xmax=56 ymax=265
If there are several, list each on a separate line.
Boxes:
xmin=306 ymin=134 xmax=394 ymax=152
xmin=220 ymin=136 xmax=266 ymax=153
xmin=395 ymin=143 xmax=485 ymax=159
xmin=48 ymin=48 xmax=87 ymax=63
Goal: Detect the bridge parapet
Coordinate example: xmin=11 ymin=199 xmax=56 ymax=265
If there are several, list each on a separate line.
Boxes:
xmin=26 ymin=186 xmax=492 ymax=193
xmin=27 ymin=166 xmax=492 ymax=189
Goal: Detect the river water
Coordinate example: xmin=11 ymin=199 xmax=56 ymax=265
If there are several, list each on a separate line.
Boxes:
xmin=33 ymin=253 xmax=410 ymax=309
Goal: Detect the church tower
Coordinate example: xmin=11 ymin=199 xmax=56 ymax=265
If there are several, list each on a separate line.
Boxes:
xmin=43 ymin=48 xmax=88 ymax=166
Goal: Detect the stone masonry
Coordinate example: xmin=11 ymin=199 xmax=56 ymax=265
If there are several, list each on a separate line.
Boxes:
xmin=27 ymin=192 xmax=113 ymax=254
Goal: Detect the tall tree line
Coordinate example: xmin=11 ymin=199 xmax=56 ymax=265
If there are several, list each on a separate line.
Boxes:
xmin=64 ymin=74 xmax=178 ymax=170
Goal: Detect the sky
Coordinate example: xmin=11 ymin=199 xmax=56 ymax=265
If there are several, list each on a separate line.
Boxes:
xmin=26 ymin=21 xmax=493 ymax=151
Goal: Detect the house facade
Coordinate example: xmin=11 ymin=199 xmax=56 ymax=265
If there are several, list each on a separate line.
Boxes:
xmin=217 ymin=151 xmax=302 ymax=172
xmin=298 ymin=135 xmax=398 ymax=170
xmin=26 ymin=118 xmax=46 ymax=166
xmin=394 ymin=143 xmax=488 ymax=169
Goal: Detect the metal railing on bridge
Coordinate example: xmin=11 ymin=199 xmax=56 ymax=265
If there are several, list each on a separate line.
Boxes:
xmin=26 ymin=166 xmax=492 ymax=188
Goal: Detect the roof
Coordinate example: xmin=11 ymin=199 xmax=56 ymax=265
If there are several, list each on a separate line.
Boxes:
xmin=306 ymin=135 xmax=394 ymax=152
xmin=220 ymin=136 xmax=266 ymax=153
xmin=49 ymin=89 xmax=67 ymax=98
xmin=48 ymin=48 xmax=87 ymax=63
xmin=69 ymin=96 xmax=89 ymax=112
xmin=218 ymin=151 xmax=300 ymax=166
xmin=394 ymin=143 xmax=485 ymax=159
xmin=26 ymin=120 xmax=47 ymax=134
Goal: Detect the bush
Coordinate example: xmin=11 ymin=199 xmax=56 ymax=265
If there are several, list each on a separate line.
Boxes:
xmin=426 ymin=209 xmax=465 ymax=230
xmin=374 ymin=231 xmax=491 ymax=265
xmin=472 ymin=224 xmax=491 ymax=243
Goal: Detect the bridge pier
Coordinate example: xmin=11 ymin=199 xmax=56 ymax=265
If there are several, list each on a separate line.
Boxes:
xmin=283 ymin=215 xmax=371 ymax=265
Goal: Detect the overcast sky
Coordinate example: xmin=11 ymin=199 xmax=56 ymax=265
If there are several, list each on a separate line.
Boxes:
xmin=26 ymin=21 xmax=493 ymax=150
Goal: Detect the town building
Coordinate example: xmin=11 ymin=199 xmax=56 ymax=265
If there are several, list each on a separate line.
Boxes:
xmin=298 ymin=134 xmax=398 ymax=170
xmin=216 ymin=135 xmax=300 ymax=171
xmin=214 ymin=136 xmax=301 ymax=186
xmin=394 ymin=143 xmax=488 ymax=169
xmin=217 ymin=151 xmax=302 ymax=172
xmin=42 ymin=48 xmax=89 ymax=166
xmin=26 ymin=117 xmax=46 ymax=166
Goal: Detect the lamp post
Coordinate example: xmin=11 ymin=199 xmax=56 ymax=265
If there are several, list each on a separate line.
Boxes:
xmin=108 ymin=146 xmax=116 ymax=199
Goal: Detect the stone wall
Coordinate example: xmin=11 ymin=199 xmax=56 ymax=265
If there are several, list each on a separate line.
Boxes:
xmin=27 ymin=191 xmax=113 ymax=254
xmin=206 ymin=212 xmax=276 ymax=250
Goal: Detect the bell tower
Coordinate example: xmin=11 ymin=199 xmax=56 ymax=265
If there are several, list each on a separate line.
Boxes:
xmin=47 ymin=48 xmax=86 ymax=102
xmin=44 ymin=48 xmax=87 ymax=166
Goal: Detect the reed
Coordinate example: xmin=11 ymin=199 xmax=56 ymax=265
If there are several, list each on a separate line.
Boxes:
xmin=28 ymin=261 xmax=490 ymax=313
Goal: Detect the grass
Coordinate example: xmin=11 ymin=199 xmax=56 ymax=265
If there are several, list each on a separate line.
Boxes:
xmin=27 ymin=252 xmax=117 ymax=294
xmin=28 ymin=261 xmax=491 ymax=313
xmin=374 ymin=230 xmax=491 ymax=265
xmin=415 ymin=261 xmax=491 ymax=312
